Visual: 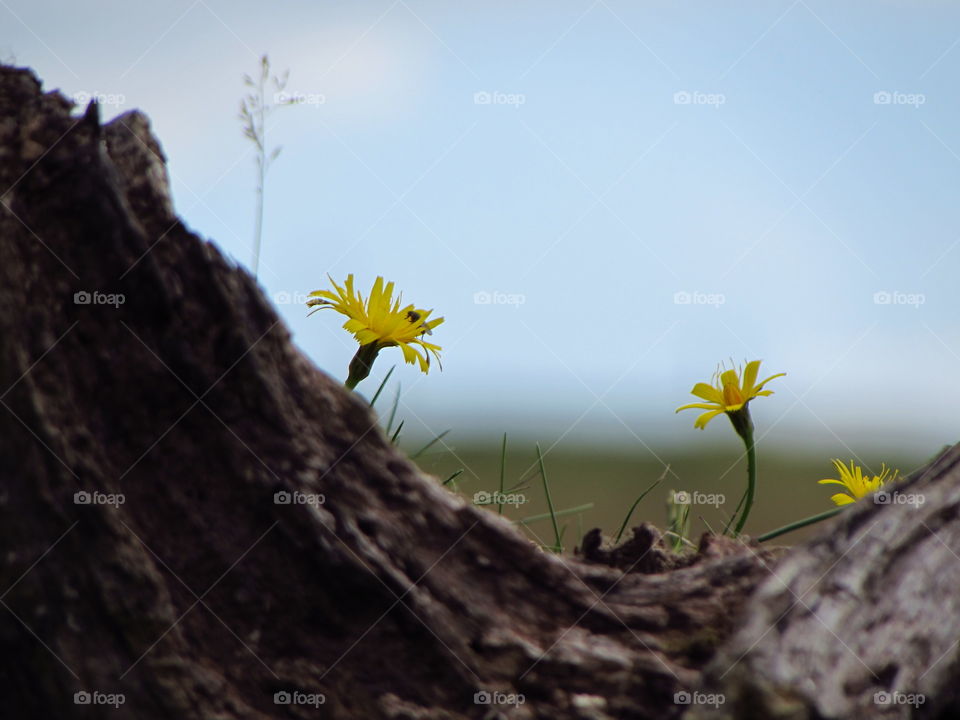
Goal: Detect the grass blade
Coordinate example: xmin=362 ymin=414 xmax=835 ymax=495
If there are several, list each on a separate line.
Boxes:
xmin=390 ymin=420 xmax=404 ymax=445
xmin=614 ymin=466 xmax=669 ymax=543
xmin=498 ymin=433 xmax=507 ymax=515
xmin=368 ymin=366 xmax=396 ymax=408
xmin=385 ymin=383 xmax=401 ymax=436
xmin=722 ymin=487 xmax=748 ymax=536
xmin=443 ymin=469 xmax=464 ymax=486
xmin=519 ymin=503 xmax=594 ymax=525
xmin=409 ymin=429 xmax=450 ymax=460
xmin=536 ymin=444 xmax=562 ymax=553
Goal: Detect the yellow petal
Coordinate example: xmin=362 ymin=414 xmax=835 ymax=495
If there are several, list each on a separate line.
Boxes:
xmin=741 ymin=360 xmax=761 ymax=397
xmin=676 ymin=402 xmax=718 ymax=412
xmin=693 ymin=409 xmax=725 ymax=429
xmin=754 ymin=372 xmax=786 ymax=393
xmin=690 ymin=382 xmax=723 ymax=404
xmin=719 ymin=369 xmax=740 ymax=388
xmin=399 ymin=342 xmax=419 ymax=366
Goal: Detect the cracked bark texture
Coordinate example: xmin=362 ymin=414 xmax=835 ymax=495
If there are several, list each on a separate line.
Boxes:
xmin=1 ymin=64 xmax=958 ymax=720
xmin=690 ymin=444 xmax=960 ymax=720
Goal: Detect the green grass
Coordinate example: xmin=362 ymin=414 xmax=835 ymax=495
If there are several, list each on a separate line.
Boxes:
xmin=413 ymin=440 xmax=933 ymax=548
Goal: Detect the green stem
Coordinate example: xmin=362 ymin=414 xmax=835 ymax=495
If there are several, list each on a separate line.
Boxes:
xmin=758 ymin=507 xmax=844 ymax=543
xmin=733 ymin=424 xmax=756 ymax=535
xmin=345 ymin=343 xmax=380 ymax=390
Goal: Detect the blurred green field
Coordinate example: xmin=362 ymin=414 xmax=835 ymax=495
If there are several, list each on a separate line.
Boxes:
xmin=412 ymin=440 xmax=935 ymax=550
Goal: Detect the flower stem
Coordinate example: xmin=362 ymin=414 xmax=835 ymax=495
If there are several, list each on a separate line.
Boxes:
xmin=757 ymin=507 xmax=844 ymax=543
xmin=345 ymin=343 xmax=380 ymax=390
xmin=733 ymin=424 xmax=756 ymax=535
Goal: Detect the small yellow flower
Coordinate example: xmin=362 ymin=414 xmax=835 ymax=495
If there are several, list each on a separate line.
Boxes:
xmin=818 ymin=459 xmax=898 ymax=506
xmin=676 ymin=360 xmax=785 ymax=430
xmin=308 ymin=274 xmax=443 ymax=388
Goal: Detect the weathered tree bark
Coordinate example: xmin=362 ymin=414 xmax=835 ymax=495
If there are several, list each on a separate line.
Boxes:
xmin=689 ymin=444 xmax=960 ymax=720
xmin=0 ymin=64 xmax=957 ymax=720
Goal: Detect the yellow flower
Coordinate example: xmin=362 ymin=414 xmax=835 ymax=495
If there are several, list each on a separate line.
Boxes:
xmin=676 ymin=360 xmax=785 ymax=430
xmin=818 ymin=459 xmax=898 ymax=506
xmin=308 ymin=274 xmax=443 ymax=388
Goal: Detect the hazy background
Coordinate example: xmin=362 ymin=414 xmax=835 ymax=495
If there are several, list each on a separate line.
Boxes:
xmin=3 ymin=0 xmax=956 ymax=540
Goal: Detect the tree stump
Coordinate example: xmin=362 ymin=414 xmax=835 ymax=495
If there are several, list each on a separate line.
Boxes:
xmin=0 ymin=64 xmax=957 ymax=720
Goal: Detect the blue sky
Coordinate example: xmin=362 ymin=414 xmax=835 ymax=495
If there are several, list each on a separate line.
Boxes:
xmin=4 ymin=0 xmax=960 ymax=454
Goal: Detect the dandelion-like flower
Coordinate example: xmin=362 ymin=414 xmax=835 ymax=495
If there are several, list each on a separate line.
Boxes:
xmin=819 ymin=459 xmax=899 ymax=506
xmin=676 ymin=359 xmax=784 ymax=536
xmin=676 ymin=360 xmax=785 ymax=434
xmin=307 ymin=274 xmax=443 ymax=389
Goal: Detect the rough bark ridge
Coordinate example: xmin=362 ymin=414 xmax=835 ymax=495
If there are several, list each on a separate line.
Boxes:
xmin=1 ymin=64 xmax=958 ymax=720
xmin=691 ymin=444 xmax=960 ymax=720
